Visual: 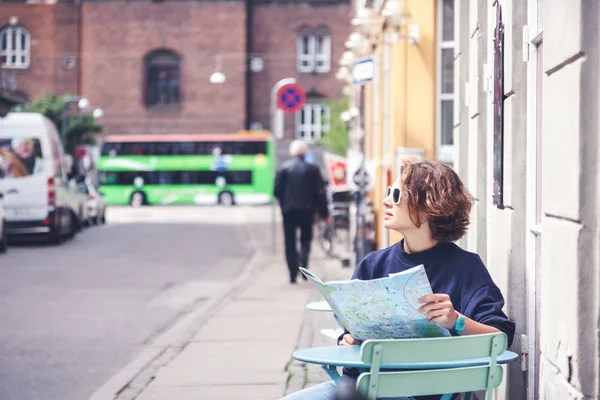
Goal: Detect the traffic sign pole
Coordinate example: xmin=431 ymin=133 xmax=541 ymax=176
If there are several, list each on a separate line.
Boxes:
xmin=270 ymin=78 xmax=296 ymax=255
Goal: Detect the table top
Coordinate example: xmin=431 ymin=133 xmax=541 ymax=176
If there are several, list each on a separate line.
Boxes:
xmin=306 ymin=301 xmax=333 ymax=312
xmin=293 ymin=345 xmax=519 ymax=370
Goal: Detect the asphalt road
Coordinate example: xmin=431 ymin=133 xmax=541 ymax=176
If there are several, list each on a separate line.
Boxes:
xmin=0 ymin=206 xmax=271 ymax=400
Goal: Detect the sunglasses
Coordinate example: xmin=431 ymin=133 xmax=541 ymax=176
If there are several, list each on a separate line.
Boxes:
xmin=385 ymin=186 xmax=402 ymax=204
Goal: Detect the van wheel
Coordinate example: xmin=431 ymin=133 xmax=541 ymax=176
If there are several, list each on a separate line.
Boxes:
xmin=130 ymin=192 xmax=147 ymax=208
xmin=0 ymin=220 xmax=7 ymax=253
xmin=218 ymin=191 xmax=234 ymax=207
xmin=49 ymin=212 xmax=64 ymax=245
xmin=66 ymin=212 xmax=77 ymax=239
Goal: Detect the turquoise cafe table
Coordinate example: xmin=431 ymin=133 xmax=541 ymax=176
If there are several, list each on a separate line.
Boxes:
xmin=293 ymin=344 xmax=519 ymax=382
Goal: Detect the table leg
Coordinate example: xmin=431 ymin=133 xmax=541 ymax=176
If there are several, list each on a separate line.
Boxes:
xmin=321 ymin=365 xmax=341 ymax=382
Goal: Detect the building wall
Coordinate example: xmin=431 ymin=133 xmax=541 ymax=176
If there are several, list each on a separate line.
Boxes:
xmin=81 ymin=2 xmax=247 ymax=136
xmin=538 ymin=0 xmax=598 ymax=398
xmin=0 ymin=4 xmax=79 ymax=100
xmin=250 ymin=1 xmax=352 ymax=142
xmin=1 ymin=0 xmax=351 ymax=152
xmin=363 ymin=0 xmax=437 ymax=249
xmin=455 ymin=0 xmax=600 ymax=398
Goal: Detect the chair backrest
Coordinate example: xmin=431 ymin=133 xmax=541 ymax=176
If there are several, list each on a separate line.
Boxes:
xmin=356 ymin=332 xmax=507 ymax=400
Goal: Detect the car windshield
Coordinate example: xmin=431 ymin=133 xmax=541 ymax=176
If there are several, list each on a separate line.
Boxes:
xmin=0 ymin=137 xmax=44 ymax=179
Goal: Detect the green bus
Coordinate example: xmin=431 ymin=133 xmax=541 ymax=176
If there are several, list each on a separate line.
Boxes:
xmin=96 ymin=132 xmax=275 ymax=206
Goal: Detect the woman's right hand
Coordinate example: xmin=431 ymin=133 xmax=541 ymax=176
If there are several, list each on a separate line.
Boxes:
xmin=339 ymin=333 xmax=361 ymax=346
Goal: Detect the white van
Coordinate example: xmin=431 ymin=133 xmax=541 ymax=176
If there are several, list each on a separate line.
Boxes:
xmin=0 ymin=113 xmax=83 ymax=243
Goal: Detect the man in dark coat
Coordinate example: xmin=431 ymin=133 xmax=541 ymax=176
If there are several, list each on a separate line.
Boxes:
xmin=274 ymin=140 xmax=330 ymax=284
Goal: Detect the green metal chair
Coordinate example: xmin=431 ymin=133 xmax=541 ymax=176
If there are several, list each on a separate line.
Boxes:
xmin=356 ymin=332 xmax=508 ymax=400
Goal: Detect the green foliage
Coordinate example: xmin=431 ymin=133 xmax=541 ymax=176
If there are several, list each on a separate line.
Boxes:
xmin=13 ymin=92 xmax=102 ymax=156
xmin=321 ymin=95 xmax=350 ymax=156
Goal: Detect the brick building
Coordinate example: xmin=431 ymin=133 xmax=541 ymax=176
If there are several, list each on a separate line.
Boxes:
xmin=0 ymin=0 xmax=352 ymax=144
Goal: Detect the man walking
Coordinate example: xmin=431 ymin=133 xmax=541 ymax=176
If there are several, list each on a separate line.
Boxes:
xmin=274 ymin=140 xmax=330 ymax=284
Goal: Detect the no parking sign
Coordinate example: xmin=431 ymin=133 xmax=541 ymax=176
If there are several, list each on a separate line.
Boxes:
xmin=276 ymin=83 xmax=306 ymax=113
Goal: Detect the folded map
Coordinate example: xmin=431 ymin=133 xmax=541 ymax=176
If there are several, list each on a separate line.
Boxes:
xmin=300 ymin=265 xmax=450 ymax=341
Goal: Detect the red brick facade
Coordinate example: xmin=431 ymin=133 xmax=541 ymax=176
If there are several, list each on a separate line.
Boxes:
xmin=251 ymin=2 xmax=352 ymax=140
xmin=81 ymin=2 xmax=247 ymax=135
xmin=0 ymin=1 xmax=351 ymax=139
xmin=0 ymin=4 xmax=79 ymax=101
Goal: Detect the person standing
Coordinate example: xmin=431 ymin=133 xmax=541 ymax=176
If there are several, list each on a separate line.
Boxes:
xmin=274 ymin=140 xmax=331 ymax=284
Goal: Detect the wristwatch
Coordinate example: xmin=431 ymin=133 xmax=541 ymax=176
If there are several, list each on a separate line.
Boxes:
xmin=453 ymin=312 xmax=466 ymax=333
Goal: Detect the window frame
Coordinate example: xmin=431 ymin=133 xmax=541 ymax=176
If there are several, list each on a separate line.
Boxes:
xmin=297 ymin=32 xmax=316 ymax=73
xmin=144 ymin=49 xmax=181 ymax=108
xmin=314 ymin=32 xmax=331 ymax=73
xmin=297 ymin=29 xmax=331 ymax=74
xmin=1 ymin=25 xmax=31 ymax=70
xmin=435 ymin=0 xmax=455 ymax=164
xmin=295 ymin=102 xmax=330 ymax=142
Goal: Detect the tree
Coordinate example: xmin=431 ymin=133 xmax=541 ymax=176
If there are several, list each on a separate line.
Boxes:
xmin=320 ymin=95 xmax=350 ymax=156
xmin=13 ymin=92 xmax=102 ymax=156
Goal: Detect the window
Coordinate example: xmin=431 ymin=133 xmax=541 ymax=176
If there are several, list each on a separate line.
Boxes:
xmin=436 ymin=0 xmax=455 ymax=163
xmin=1 ymin=25 xmax=30 ymax=69
xmin=100 ymin=141 xmax=267 ymax=156
xmin=98 ymin=170 xmax=253 ymax=186
xmin=296 ymin=103 xmax=330 ymax=142
xmin=297 ymin=29 xmax=331 ymax=73
xmin=144 ymin=49 xmax=181 ymax=107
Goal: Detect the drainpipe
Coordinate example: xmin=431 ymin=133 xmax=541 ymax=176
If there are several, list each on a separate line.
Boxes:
xmin=245 ymin=0 xmax=253 ymax=130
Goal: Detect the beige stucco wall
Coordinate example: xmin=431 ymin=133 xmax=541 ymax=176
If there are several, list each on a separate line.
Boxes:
xmin=455 ymin=0 xmax=600 ymax=398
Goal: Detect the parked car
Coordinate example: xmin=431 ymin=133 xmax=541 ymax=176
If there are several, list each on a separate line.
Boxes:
xmin=0 ymin=113 xmax=83 ymax=244
xmin=81 ymin=178 xmax=106 ymax=225
xmin=69 ymin=176 xmax=92 ymax=228
xmin=0 ymin=192 xmax=7 ymax=253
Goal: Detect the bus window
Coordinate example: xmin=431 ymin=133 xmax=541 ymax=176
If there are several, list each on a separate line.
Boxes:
xmin=227 ymin=171 xmax=252 ymax=184
xmin=130 ymin=144 xmax=145 ymax=156
xmin=194 ymin=142 xmax=208 ymax=155
xmin=98 ymin=171 xmax=118 ymax=185
xmin=172 ymin=142 xmax=195 ymax=155
xmin=138 ymin=142 xmax=154 ymax=155
xmin=158 ymin=171 xmax=174 ymax=185
xmin=155 ymin=142 xmax=171 ymax=155
xmin=101 ymin=142 xmax=122 ymax=156
xmin=230 ymin=141 xmax=267 ymax=155
xmin=180 ymin=171 xmax=195 ymax=184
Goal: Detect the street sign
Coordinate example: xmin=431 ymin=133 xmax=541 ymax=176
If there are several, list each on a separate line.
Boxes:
xmin=346 ymin=149 xmax=376 ymax=192
xmin=323 ymin=152 xmax=349 ymax=192
xmin=352 ymin=57 xmax=375 ymax=85
xmin=352 ymin=167 xmax=370 ymax=189
xmin=277 ymin=83 xmax=306 ymax=113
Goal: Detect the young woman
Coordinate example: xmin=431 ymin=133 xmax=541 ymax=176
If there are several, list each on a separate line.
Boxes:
xmin=282 ymin=161 xmax=515 ymax=400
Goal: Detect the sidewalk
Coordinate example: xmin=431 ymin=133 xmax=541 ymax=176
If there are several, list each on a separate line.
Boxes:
xmin=131 ymin=229 xmax=354 ymax=400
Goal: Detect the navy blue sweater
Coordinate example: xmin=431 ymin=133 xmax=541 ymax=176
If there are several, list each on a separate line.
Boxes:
xmin=340 ymin=240 xmax=515 ymax=389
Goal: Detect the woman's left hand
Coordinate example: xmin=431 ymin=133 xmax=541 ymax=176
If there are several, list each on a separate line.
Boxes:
xmin=418 ymin=293 xmax=458 ymax=330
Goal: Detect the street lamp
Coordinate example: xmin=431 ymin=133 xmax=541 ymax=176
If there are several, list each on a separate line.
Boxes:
xmin=209 ymin=71 xmax=226 ymax=84
xmin=92 ymin=108 xmax=104 ymax=119
xmin=209 ymin=55 xmax=226 ymax=84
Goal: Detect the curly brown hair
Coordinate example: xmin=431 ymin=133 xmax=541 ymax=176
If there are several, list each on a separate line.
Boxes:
xmin=399 ymin=160 xmax=474 ymax=242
